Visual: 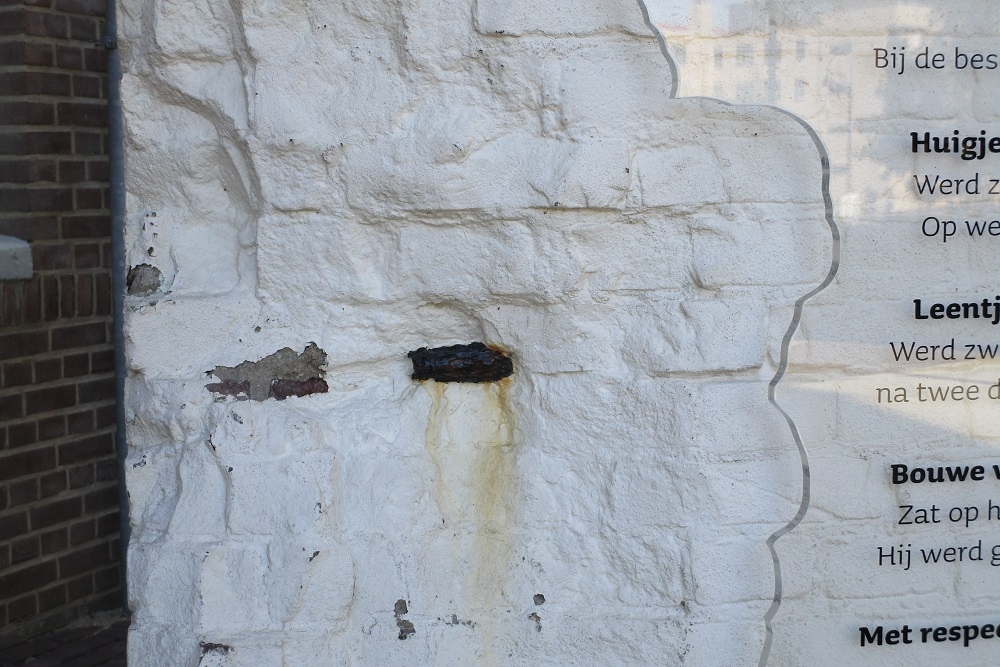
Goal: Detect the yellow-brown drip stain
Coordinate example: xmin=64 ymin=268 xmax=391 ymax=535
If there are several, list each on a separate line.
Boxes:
xmin=422 ymin=376 xmax=518 ymax=664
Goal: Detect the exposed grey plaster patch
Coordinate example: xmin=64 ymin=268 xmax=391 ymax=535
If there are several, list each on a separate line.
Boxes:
xmin=527 ymin=612 xmax=542 ymax=632
xmin=440 ymin=614 xmax=476 ymax=628
xmin=199 ymin=642 xmax=232 ymax=655
xmin=206 ymin=343 xmax=328 ymax=401
xmin=394 ymin=599 xmax=415 ymax=640
xmin=126 ymin=263 xmax=163 ymax=296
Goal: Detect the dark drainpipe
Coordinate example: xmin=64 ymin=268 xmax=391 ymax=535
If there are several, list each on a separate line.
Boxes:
xmin=103 ymin=0 xmax=131 ymax=617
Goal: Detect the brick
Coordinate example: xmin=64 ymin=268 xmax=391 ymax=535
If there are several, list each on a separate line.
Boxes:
xmin=0 ymin=187 xmax=30 ymax=213
xmin=38 ymin=584 xmax=67 ymax=612
xmin=90 ymin=349 xmax=113 ymax=373
xmin=72 ymin=73 xmax=102 ymax=99
xmin=76 ymin=274 xmax=93 ymax=317
xmin=0 ymin=71 xmax=71 ymax=97
xmin=1 ymin=283 xmax=20 ymax=327
xmin=40 ymin=471 xmax=67 ymax=497
xmin=38 ymin=415 xmax=66 ymax=440
xmin=8 ymin=594 xmax=38 ymax=623
xmin=0 ymin=133 xmax=27 ymax=156
xmin=0 ymin=394 xmax=23 ymax=421
xmin=51 ymin=322 xmax=106 ymax=350
xmin=69 ymin=518 xmax=95 ymax=545
xmin=0 ymin=158 xmax=57 ymax=183
xmin=33 ymin=132 xmax=74 ymax=155
xmin=58 ymin=160 xmax=87 ymax=184
xmin=8 ymin=421 xmax=38 ymax=447
xmin=69 ymin=15 xmax=97 ymax=40
xmin=31 ymin=242 xmax=73 ymax=270
xmin=73 ymin=131 xmax=102 ymax=155
xmin=59 ymin=541 xmax=110 ymax=577
xmin=28 ymin=187 xmax=74 ymax=212
xmin=67 ymin=411 xmax=93 ymax=434
xmin=0 ymin=7 xmax=26 ymax=36
xmin=0 ymin=561 xmax=57 ymax=598
xmin=0 ymin=102 xmax=55 ymax=126
xmin=58 ymin=432 xmax=112 ymax=465
xmin=83 ymin=46 xmax=106 ymax=72
xmin=0 ymin=331 xmax=48 ymax=360
xmin=0 ymin=41 xmax=27 ymax=66
xmin=9 ymin=478 xmax=39 ymax=505
xmin=0 ymin=545 xmax=8 ymax=570
xmin=79 ymin=377 xmax=113 ymax=403
xmin=68 ymin=464 xmax=93 ymax=489
xmin=30 ymin=496 xmax=82 ymax=530
xmin=12 ymin=536 xmax=40 ymax=564
xmin=0 ymin=132 xmax=71 ymax=156
xmin=76 ymin=187 xmax=103 ymax=210
xmin=24 ymin=10 xmax=67 ymax=38
xmin=57 ymin=102 xmax=106 ymax=127
xmin=95 ymin=403 xmax=114 ymax=428
xmin=0 ymin=216 xmax=59 ymax=241
xmin=54 ymin=0 xmax=105 ymax=15
xmin=95 ymin=273 xmax=110 ymax=314
xmin=84 ymin=485 xmax=117 ymax=513
xmin=64 ymin=352 xmax=89 ymax=377
xmin=23 ymin=277 xmax=43 ymax=323
xmin=25 ymin=384 xmax=76 ymax=415
xmin=0 ymin=511 xmax=29 ymax=540
xmin=88 ymin=589 xmax=121 ymax=613
xmin=0 ymin=72 xmax=25 ymax=96
xmin=26 ymin=41 xmax=55 ymax=66
xmin=34 ymin=357 xmax=61 ymax=383
xmin=87 ymin=159 xmax=108 ymax=181
xmin=95 ymin=511 xmax=117 ymax=537
xmin=42 ymin=275 xmax=59 ymax=320
xmin=74 ymin=243 xmax=101 ymax=268
xmin=30 ymin=71 xmax=72 ymax=96
xmin=61 ymin=214 xmax=109 ymax=238
xmin=56 ymin=45 xmax=83 ymax=69
xmin=0 ymin=286 xmax=17 ymax=325
xmin=0 ymin=448 xmax=56 ymax=481
xmin=95 ymin=459 xmax=116 ymax=484
xmin=67 ymin=573 xmax=93 ymax=600
xmin=41 ymin=527 xmax=68 ymax=554
xmin=94 ymin=564 xmax=119 ymax=592
xmin=60 ymin=274 xmax=76 ymax=317
xmin=3 ymin=361 xmax=32 ymax=388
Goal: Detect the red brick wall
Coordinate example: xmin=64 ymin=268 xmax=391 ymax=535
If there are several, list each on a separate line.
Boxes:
xmin=0 ymin=0 xmax=121 ymax=647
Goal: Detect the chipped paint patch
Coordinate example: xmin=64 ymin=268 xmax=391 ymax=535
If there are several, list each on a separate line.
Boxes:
xmin=126 ymin=263 xmax=163 ymax=296
xmin=394 ymin=600 xmax=415 ymax=640
xmin=206 ymin=343 xmax=328 ymax=401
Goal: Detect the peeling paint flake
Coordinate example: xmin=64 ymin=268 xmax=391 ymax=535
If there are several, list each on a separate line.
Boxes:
xmin=206 ymin=343 xmax=328 ymax=401
xmin=394 ymin=599 xmax=416 ymax=640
